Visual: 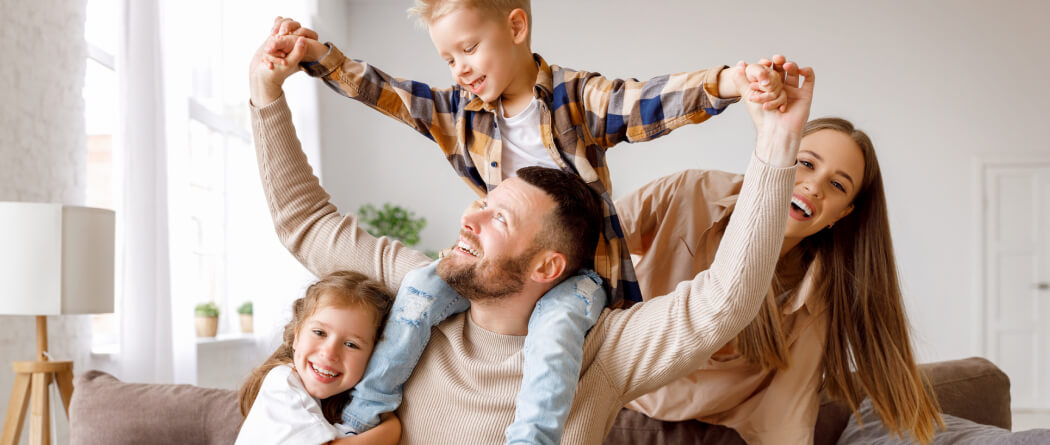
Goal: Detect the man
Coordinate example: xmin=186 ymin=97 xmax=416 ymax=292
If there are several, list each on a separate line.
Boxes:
xmin=249 ymin=35 xmax=813 ymax=444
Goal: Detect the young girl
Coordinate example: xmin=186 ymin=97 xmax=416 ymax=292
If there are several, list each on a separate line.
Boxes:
xmin=236 ymin=271 xmax=400 ymax=445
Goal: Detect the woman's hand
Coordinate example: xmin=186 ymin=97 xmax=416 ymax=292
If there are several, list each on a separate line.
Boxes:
xmin=248 ymin=34 xmax=307 ymax=107
xmin=737 ymin=58 xmax=815 ymax=167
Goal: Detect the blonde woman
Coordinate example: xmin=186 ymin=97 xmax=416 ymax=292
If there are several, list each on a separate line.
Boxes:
xmin=617 ymin=117 xmax=943 ymax=444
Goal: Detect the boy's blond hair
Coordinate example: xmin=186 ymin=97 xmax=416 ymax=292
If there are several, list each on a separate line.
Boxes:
xmin=408 ymin=0 xmax=532 ymax=40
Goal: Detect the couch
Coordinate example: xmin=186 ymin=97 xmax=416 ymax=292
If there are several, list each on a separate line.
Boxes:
xmin=66 ymin=357 xmax=1030 ymax=444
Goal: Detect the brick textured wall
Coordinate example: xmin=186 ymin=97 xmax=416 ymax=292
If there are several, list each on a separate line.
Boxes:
xmin=0 ymin=1 xmax=95 ymax=443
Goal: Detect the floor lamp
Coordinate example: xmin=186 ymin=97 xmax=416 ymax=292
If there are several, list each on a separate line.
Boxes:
xmin=0 ymin=203 xmax=115 ymax=445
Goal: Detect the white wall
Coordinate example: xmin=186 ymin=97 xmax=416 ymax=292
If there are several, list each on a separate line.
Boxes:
xmin=310 ymin=0 xmax=1050 ymax=364
xmin=0 ymin=0 xmax=118 ymax=442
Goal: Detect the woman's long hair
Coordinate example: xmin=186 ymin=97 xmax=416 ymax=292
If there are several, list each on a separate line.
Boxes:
xmin=735 ymin=118 xmax=944 ymax=443
xmin=237 ymin=271 xmax=392 ymax=424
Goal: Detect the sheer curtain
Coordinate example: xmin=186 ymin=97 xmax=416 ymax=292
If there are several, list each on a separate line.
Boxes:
xmin=109 ymin=0 xmax=322 ymax=386
xmin=115 ymin=0 xmax=177 ymax=383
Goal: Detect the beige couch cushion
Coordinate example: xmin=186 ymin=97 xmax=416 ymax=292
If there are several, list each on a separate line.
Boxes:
xmin=69 ymin=370 xmax=242 ymax=445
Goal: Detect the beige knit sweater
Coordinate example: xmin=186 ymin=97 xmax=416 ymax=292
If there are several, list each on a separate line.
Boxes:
xmin=250 ymin=95 xmax=794 ymax=445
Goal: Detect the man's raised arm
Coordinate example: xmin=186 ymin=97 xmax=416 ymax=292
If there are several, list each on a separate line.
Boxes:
xmin=249 ymin=33 xmax=431 ymax=292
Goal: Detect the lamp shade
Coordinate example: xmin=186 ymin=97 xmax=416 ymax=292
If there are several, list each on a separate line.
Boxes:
xmin=0 ymin=202 xmax=115 ymax=315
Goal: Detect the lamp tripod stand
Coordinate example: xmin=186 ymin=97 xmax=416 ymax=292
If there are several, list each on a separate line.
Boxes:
xmin=1 ymin=316 xmax=75 ymax=445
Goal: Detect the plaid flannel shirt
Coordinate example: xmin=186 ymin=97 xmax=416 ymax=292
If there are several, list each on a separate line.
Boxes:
xmin=302 ymin=43 xmax=738 ymax=306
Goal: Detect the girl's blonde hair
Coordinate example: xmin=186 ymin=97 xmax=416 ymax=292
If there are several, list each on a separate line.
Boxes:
xmin=237 ymin=271 xmax=392 ymax=424
xmin=735 ymin=118 xmax=944 ymax=443
xmin=408 ymin=0 xmax=531 ymax=35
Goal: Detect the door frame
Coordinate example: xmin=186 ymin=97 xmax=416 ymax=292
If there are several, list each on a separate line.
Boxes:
xmin=974 ymin=152 xmax=1050 ymax=409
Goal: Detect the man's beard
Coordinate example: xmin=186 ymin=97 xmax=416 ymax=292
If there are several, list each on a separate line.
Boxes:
xmin=437 ymin=245 xmax=539 ymax=302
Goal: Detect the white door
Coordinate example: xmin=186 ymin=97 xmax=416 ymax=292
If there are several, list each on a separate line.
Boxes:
xmin=983 ymin=162 xmax=1050 ymax=410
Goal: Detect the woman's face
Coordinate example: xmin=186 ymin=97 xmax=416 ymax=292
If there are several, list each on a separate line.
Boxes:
xmin=784 ymin=129 xmax=866 ymax=245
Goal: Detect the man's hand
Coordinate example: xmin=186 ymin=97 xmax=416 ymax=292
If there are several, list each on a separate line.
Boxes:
xmin=249 ymin=34 xmax=307 ymax=107
xmin=268 ymin=16 xmax=327 ymax=63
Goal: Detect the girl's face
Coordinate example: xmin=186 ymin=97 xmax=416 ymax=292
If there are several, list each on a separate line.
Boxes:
xmin=292 ymin=295 xmax=378 ymax=400
xmin=784 ymin=129 xmax=866 ymax=246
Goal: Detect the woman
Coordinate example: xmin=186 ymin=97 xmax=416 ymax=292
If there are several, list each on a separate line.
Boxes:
xmin=617 ymin=117 xmax=943 ymax=444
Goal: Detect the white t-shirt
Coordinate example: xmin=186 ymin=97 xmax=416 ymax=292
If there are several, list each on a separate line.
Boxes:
xmin=235 ymin=364 xmax=341 ymax=445
xmin=497 ymin=98 xmax=560 ymax=179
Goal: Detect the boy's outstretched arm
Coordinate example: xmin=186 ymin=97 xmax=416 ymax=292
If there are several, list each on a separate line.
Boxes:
xmin=573 ymin=54 xmax=789 ymax=149
xmin=263 ymin=17 xmax=465 ymax=151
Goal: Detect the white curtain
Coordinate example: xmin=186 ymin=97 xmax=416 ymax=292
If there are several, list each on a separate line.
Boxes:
xmin=115 ymin=0 xmax=177 ymax=384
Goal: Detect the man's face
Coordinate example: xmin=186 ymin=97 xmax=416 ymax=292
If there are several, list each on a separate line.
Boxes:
xmin=437 ymin=177 xmax=554 ymax=301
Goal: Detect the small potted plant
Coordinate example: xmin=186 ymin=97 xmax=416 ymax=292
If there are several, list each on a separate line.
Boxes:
xmin=237 ymin=301 xmax=253 ymax=334
xmin=194 ymin=302 xmax=219 ymax=338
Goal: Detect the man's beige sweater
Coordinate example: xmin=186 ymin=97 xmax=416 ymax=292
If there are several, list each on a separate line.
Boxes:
xmin=250 ymin=95 xmax=794 ymax=445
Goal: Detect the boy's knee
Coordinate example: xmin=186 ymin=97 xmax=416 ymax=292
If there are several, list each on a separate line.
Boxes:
xmin=393 ymin=286 xmax=435 ymax=326
xmin=571 ymin=270 xmax=604 ymax=306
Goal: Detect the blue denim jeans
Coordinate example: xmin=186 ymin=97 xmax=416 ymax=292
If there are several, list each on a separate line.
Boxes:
xmin=341 ymin=260 xmax=469 ymax=431
xmin=505 ymin=269 xmax=606 ymax=445
xmin=341 ymin=260 xmax=606 ymax=445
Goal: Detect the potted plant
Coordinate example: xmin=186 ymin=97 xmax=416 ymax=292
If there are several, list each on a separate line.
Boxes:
xmin=359 ymin=202 xmax=435 ymax=257
xmin=194 ymin=302 xmax=219 ymax=338
xmin=237 ymin=301 xmax=253 ymax=334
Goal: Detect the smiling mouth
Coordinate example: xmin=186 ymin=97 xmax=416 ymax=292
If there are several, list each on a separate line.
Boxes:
xmin=457 ymin=240 xmax=480 ymax=257
xmin=790 ymin=197 xmax=814 ymax=218
xmin=309 ymin=361 xmax=340 ymax=380
xmin=468 ymin=76 xmax=486 ymax=93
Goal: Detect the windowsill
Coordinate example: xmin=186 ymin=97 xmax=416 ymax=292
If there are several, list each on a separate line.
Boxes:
xmin=90 ymin=343 xmax=120 ymax=356
xmin=195 ymin=332 xmax=255 ymax=345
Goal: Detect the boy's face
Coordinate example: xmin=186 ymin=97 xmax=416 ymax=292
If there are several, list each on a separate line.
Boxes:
xmin=429 ymin=7 xmax=522 ymax=104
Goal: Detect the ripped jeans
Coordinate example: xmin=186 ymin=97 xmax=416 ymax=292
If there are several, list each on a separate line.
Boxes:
xmin=341 ymin=259 xmax=606 ymax=445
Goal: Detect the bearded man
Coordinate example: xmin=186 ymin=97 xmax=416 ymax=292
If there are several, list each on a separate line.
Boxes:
xmin=248 ymin=33 xmax=810 ymax=445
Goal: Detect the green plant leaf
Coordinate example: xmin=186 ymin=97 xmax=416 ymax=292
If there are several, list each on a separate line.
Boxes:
xmin=357 ymin=202 xmax=427 ymax=247
xmin=195 ymin=301 xmax=219 ymax=318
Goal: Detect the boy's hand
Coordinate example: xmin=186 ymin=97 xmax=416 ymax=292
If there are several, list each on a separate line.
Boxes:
xmin=271 ymin=16 xmax=317 ymax=39
xmin=730 ymin=57 xmax=807 ymax=131
xmin=744 ymin=62 xmax=786 ymax=112
xmin=718 ymin=59 xmax=785 ymax=111
xmin=268 ymin=16 xmax=327 ymax=63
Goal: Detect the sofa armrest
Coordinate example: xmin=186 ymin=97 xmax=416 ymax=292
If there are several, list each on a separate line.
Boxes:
xmin=920 ymin=356 xmax=1011 ymax=430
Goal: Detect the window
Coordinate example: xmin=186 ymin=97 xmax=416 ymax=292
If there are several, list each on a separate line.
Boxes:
xmin=84 ymin=0 xmax=119 ymax=353
xmin=165 ymin=0 xmax=312 ymax=340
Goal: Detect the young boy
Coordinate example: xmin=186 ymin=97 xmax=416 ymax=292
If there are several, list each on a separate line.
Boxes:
xmin=262 ymin=3 xmax=784 ymax=443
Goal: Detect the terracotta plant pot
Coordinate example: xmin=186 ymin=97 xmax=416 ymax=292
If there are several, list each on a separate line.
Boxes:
xmin=195 ymin=316 xmax=219 ymax=337
xmin=239 ymin=314 xmax=253 ymax=333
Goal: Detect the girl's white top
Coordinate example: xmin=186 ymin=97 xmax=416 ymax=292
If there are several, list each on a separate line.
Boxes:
xmin=235 ymin=364 xmax=341 ymax=445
